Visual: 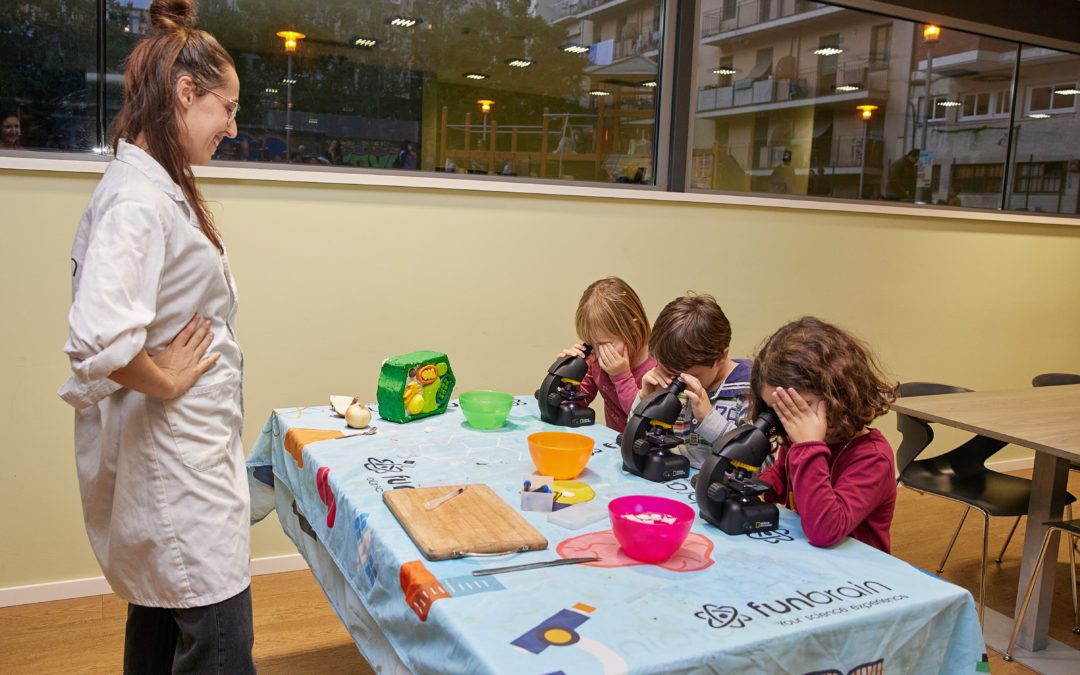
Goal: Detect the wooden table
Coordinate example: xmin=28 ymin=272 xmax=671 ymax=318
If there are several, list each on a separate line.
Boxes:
xmin=892 ymin=384 xmax=1080 ymax=651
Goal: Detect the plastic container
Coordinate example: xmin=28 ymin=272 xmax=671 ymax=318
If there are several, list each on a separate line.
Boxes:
xmin=527 ymin=431 xmax=594 ymax=479
xmin=458 ymin=391 xmax=514 ymax=429
xmin=608 ymin=495 xmax=695 ymax=563
xmin=547 ymin=500 xmax=609 ymax=530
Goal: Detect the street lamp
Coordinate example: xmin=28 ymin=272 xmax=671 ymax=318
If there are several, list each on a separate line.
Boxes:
xmin=477 ymin=99 xmax=494 ymax=141
xmin=857 ymin=105 xmax=879 ymax=199
xmin=276 ymin=30 xmax=306 ymax=160
xmin=918 ymin=24 xmax=940 ymax=202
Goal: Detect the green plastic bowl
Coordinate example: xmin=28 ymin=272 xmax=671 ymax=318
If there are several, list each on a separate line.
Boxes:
xmin=459 ymin=391 xmax=514 ymax=429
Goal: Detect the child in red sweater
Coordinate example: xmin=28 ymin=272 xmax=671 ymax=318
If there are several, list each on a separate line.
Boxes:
xmin=557 ymin=277 xmax=656 ymax=432
xmin=752 ymin=317 xmax=898 ymax=553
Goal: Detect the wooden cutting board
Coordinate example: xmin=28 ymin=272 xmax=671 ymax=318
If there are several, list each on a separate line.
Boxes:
xmin=383 ymin=484 xmax=548 ymax=560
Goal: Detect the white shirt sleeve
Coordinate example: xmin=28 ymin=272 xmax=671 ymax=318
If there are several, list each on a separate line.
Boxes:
xmin=64 ymin=198 xmax=166 ymax=384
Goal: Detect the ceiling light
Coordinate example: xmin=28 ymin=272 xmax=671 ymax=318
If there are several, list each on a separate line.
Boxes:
xmin=640 ymin=80 xmax=657 ymax=88
xmin=282 ymin=78 xmax=297 ymax=85
xmin=353 ymin=37 xmax=378 ymax=48
xmin=464 ymin=72 xmax=488 ymax=80
xmin=390 ymin=17 xmax=419 ymax=28
xmin=1054 ymin=88 xmax=1080 ymax=96
xmin=1028 ymin=113 xmax=1051 ymax=119
xmin=856 ymin=104 xmax=878 ymax=120
xmin=589 ymin=89 xmax=611 ymax=96
xmin=264 ymin=87 xmax=278 ymax=94
xmin=562 ymin=44 xmax=589 ymax=54
xmin=713 ymin=67 xmax=737 ymax=75
xmin=834 ymin=84 xmax=860 ymax=92
xmin=813 ymin=47 xmax=844 ymax=56
xmin=936 ymin=100 xmax=961 ymax=107
xmin=506 ymin=58 xmax=533 ymax=68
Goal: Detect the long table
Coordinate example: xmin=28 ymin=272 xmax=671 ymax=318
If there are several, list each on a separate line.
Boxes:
xmin=892 ymin=384 xmax=1080 ymax=653
xmin=247 ymin=397 xmax=985 ymax=674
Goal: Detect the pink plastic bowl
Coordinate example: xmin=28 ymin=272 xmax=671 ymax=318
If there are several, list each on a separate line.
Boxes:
xmin=609 ymin=495 xmax=695 ymax=563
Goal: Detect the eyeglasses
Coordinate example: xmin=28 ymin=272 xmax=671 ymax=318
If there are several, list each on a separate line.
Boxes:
xmin=199 ymin=86 xmax=240 ymax=124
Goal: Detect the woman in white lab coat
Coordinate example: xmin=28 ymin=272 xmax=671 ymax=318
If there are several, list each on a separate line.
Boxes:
xmin=58 ymin=1 xmax=254 ymax=671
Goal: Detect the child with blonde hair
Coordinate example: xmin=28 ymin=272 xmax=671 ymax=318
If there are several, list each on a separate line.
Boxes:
xmin=752 ymin=316 xmax=898 ymax=553
xmin=557 ymin=277 xmax=656 ymax=432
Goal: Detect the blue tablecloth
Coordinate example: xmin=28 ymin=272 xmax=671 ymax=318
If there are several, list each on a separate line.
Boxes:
xmin=247 ymin=397 xmax=986 ymax=674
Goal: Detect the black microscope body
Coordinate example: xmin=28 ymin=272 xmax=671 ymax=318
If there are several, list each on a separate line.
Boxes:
xmin=695 ymin=409 xmax=782 ymax=535
xmin=535 ymin=344 xmax=596 ymax=427
xmin=618 ymin=379 xmax=691 ymax=483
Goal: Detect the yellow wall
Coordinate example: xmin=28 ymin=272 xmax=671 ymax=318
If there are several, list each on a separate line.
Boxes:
xmin=3 ymin=168 xmax=1079 ymax=590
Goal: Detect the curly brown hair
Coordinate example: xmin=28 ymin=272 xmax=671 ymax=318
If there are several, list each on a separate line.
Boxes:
xmin=749 ymin=317 xmax=897 ymax=442
xmin=648 ymin=294 xmax=731 ymax=372
xmin=575 ymin=277 xmax=651 ymax=355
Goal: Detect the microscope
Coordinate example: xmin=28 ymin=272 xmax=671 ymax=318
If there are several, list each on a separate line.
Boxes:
xmin=694 ymin=409 xmax=781 ymax=535
xmin=618 ymin=379 xmax=690 ymax=482
xmin=535 ymin=344 xmax=596 ymax=427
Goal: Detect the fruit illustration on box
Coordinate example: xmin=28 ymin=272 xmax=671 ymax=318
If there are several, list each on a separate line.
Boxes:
xmin=377 ymin=351 xmax=455 ymax=423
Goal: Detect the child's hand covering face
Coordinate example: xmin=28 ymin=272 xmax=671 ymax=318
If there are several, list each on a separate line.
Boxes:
xmin=768 ymin=386 xmax=828 ymax=445
xmin=594 ymin=341 xmax=630 ymax=376
xmin=679 ymin=372 xmax=715 ymax=423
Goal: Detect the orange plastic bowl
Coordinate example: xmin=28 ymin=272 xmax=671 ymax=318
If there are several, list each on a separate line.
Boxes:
xmin=527 ymin=431 xmax=594 ymax=479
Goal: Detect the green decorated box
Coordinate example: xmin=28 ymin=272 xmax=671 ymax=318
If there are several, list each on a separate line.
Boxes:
xmin=376 ymin=351 xmax=455 ymax=423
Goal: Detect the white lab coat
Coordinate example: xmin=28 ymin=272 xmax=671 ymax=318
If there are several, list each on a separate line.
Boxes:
xmin=58 ymin=140 xmax=249 ymax=608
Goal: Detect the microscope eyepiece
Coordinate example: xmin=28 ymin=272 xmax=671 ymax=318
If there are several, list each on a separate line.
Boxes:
xmin=754 ymin=408 xmax=781 ymax=434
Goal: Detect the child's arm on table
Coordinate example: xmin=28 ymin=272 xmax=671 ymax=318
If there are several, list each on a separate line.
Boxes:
xmin=785 ymin=442 xmax=893 ymax=547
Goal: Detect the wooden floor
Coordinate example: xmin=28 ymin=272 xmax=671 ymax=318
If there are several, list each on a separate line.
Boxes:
xmin=2 ymin=469 xmax=1078 ymax=674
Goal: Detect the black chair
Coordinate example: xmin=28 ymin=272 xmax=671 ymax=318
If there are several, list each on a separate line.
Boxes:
xmin=895 ymin=382 xmax=1076 ymax=624
xmin=1032 ymin=373 xmax=1080 ymax=388
xmin=1004 ymin=518 xmax=1079 ymax=661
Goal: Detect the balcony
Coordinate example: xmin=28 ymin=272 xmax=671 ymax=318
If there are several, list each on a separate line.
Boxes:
xmin=697 ymin=61 xmax=886 ymax=114
xmin=552 ymin=0 xmax=639 ymax=23
xmin=702 ymin=0 xmax=838 ymax=39
xmin=615 ymin=30 xmax=661 ymax=59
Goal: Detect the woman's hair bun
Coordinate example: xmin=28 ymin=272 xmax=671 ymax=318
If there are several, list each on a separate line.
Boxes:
xmin=150 ymin=0 xmax=199 ymax=32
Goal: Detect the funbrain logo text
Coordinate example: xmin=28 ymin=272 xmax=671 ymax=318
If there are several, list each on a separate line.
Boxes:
xmin=696 ymin=580 xmax=909 ymax=629
xmin=364 ymin=457 xmax=416 ymax=492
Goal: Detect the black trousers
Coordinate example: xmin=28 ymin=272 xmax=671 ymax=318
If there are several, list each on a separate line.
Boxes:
xmin=123 ymin=585 xmax=255 ymax=675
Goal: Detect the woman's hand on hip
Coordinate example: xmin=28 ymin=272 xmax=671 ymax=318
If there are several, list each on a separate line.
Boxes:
xmin=151 ymin=314 xmax=221 ymax=398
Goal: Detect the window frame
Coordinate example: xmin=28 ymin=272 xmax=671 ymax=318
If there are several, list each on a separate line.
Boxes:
xmin=1026 ymin=82 xmax=1079 ymax=114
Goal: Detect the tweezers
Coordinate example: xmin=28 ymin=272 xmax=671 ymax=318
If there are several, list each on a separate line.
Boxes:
xmin=472 ymin=555 xmax=599 ymax=576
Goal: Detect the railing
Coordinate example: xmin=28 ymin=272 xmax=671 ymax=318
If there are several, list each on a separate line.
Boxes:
xmin=697 ymin=61 xmax=883 ymax=112
xmin=552 ymin=0 xmax=628 ymax=21
xmin=615 ymin=30 xmax=662 ymax=59
xmin=702 ymin=0 xmax=829 ymax=38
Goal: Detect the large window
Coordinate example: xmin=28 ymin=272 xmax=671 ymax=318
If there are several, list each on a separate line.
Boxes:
xmin=2 ymin=1 xmax=1079 ymax=216
xmin=4 ymin=0 xmax=664 ymax=185
xmin=1 ymin=0 xmax=97 ymax=151
xmin=690 ymin=2 xmax=1079 ymax=213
